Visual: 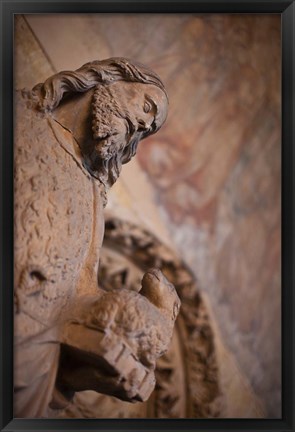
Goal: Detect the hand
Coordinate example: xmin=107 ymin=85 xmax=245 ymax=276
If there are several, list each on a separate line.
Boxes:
xmin=55 ymin=269 xmax=180 ymax=404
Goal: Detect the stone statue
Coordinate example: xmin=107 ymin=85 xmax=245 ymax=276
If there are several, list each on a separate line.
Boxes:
xmin=14 ymin=58 xmax=180 ymax=417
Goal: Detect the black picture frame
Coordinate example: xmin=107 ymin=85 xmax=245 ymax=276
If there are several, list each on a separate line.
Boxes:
xmin=0 ymin=1 xmax=294 ymax=431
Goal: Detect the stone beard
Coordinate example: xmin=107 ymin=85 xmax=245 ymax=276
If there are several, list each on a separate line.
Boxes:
xmin=87 ymin=83 xmax=142 ymax=189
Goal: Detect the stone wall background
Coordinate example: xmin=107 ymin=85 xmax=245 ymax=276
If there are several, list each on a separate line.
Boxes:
xmin=15 ymin=13 xmax=281 ymax=418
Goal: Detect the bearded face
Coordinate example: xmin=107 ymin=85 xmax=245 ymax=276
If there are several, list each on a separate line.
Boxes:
xmin=84 ymin=81 xmax=168 ymax=189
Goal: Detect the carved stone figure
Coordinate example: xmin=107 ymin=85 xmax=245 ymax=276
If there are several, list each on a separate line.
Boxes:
xmin=55 ymin=217 xmax=220 ymax=419
xmin=14 ymin=58 xmax=179 ymax=417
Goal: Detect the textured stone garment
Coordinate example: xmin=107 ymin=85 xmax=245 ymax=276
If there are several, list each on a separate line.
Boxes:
xmin=14 ymin=58 xmax=179 ymax=418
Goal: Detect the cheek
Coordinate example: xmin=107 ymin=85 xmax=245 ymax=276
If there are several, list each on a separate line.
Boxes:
xmin=112 ymin=116 xmax=127 ymax=135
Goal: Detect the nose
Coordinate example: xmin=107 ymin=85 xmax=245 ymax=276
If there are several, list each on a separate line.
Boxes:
xmin=137 ymin=117 xmax=153 ymax=132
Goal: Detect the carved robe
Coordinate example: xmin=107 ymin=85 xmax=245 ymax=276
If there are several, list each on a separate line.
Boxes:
xmin=14 ymin=91 xmax=104 ymax=417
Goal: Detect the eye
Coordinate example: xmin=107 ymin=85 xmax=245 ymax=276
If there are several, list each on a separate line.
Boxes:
xmin=143 ymin=100 xmax=152 ymax=114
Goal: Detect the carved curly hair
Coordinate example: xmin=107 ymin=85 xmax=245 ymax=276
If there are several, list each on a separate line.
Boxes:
xmin=27 ymin=57 xmax=167 ymax=113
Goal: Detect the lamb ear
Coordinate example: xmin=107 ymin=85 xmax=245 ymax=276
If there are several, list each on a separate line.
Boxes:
xmin=140 ymin=269 xmax=173 ymax=311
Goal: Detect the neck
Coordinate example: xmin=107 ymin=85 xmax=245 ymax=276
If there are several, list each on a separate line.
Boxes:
xmin=51 ymin=89 xmax=95 ymax=151
xmin=50 ymin=89 xmax=110 ymax=203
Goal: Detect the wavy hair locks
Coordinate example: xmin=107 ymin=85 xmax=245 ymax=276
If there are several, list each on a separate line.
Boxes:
xmin=28 ymin=57 xmax=167 ymax=113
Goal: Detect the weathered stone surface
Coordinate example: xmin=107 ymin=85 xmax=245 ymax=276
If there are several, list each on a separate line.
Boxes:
xmin=14 ymin=58 xmax=174 ymax=417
